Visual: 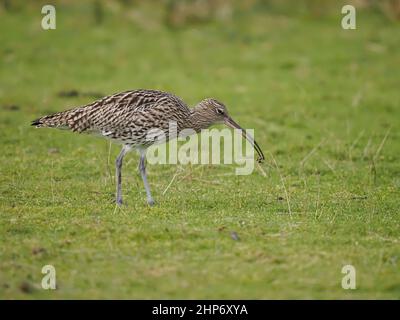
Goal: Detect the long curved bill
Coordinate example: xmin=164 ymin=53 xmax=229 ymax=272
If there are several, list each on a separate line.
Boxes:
xmin=224 ymin=117 xmax=265 ymax=163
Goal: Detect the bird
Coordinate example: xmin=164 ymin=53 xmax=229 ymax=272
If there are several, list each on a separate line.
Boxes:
xmin=32 ymin=89 xmax=264 ymax=206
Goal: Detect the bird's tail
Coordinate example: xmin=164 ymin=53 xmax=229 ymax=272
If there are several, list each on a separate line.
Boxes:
xmin=31 ymin=110 xmax=69 ymax=128
xmin=31 ymin=107 xmax=90 ymax=132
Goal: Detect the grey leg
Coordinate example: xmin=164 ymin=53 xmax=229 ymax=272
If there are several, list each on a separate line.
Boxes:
xmin=139 ymin=150 xmax=155 ymax=206
xmin=115 ymin=145 xmax=131 ymax=205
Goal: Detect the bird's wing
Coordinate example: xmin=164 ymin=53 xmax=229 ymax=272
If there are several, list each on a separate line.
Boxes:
xmin=74 ymin=89 xmax=189 ymax=141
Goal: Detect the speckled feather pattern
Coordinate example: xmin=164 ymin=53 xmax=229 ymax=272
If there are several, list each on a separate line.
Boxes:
xmin=32 ymin=89 xmax=193 ymax=146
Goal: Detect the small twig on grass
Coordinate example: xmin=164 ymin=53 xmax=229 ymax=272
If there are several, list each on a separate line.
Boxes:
xmin=300 ymin=139 xmax=325 ymax=168
xmin=162 ymin=165 xmax=197 ymax=195
xmin=322 ymin=158 xmax=337 ymax=177
xmin=369 ymin=127 xmax=391 ymax=185
xmin=113 ymin=203 xmax=128 ymax=216
xmin=162 ymin=168 xmax=181 ymax=195
xmin=269 ymin=152 xmax=292 ymax=218
xmin=373 ymin=127 xmax=391 ymax=163
xmin=256 ymin=161 xmax=267 ymax=177
xmin=314 ymin=173 xmax=321 ymax=219
xmin=348 ymin=130 xmax=365 ymax=161
xmin=352 ymin=88 xmax=364 ymax=108
xmin=363 ymin=137 xmax=372 ymax=160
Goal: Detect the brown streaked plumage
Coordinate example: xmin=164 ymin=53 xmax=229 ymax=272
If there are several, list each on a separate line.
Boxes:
xmin=32 ymin=89 xmax=264 ymax=206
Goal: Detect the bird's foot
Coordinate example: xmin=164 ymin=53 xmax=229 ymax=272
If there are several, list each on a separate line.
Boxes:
xmin=147 ymin=198 xmax=155 ymax=207
xmin=116 ymin=198 xmax=123 ymax=206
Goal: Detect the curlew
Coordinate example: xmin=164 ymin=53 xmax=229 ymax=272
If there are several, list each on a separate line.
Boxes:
xmin=32 ymin=89 xmax=264 ymax=206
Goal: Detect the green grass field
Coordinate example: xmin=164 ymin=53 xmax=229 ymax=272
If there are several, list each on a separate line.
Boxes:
xmin=0 ymin=2 xmax=399 ymax=299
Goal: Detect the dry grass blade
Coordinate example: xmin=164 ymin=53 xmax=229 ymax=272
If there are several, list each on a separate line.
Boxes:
xmin=162 ymin=167 xmax=182 ymax=195
xmin=269 ymin=151 xmax=292 ymax=218
xmin=300 ymin=139 xmax=325 ymax=168
xmin=373 ymin=127 xmax=391 ymax=163
xmin=256 ymin=161 xmax=267 ymax=177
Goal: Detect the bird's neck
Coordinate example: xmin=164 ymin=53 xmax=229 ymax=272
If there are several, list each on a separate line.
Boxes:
xmin=187 ymin=105 xmax=213 ymax=132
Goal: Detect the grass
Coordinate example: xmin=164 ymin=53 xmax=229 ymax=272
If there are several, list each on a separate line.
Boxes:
xmin=0 ymin=3 xmax=399 ymax=299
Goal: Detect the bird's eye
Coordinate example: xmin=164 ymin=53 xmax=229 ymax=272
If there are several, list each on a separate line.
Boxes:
xmin=216 ymin=108 xmax=224 ymax=115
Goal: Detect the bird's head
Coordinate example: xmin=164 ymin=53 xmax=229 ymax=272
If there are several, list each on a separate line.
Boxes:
xmin=194 ymin=98 xmax=228 ymax=124
xmin=191 ymin=98 xmax=265 ymax=163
